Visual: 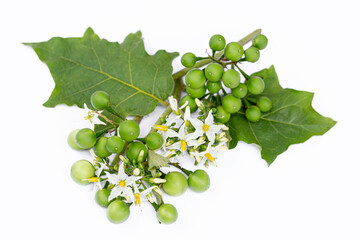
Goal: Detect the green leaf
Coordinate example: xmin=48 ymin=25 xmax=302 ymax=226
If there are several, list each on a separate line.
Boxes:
xmin=24 ymin=28 xmax=178 ymax=117
xmin=147 ymin=150 xmax=170 ymax=170
xmin=227 ymin=66 xmax=336 ymax=165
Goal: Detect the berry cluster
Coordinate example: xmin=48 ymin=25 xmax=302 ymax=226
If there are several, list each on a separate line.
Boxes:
xmin=68 ymin=91 xmax=212 ymax=224
xmin=180 ymin=33 xmax=272 ymax=123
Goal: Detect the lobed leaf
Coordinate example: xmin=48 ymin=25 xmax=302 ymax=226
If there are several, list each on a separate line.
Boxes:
xmin=25 ymin=28 xmax=178 ymax=117
xmin=227 ymin=66 xmax=336 ymax=165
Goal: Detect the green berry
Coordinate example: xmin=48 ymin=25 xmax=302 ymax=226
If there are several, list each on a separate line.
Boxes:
xmin=185 ymin=69 xmax=206 ymax=89
xmin=146 ymin=132 xmax=164 ymax=150
xmin=245 ymin=106 xmax=261 ymax=122
xmin=186 ymin=86 xmax=206 ymax=98
xmin=205 ymin=63 xmax=223 ymax=82
xmin=244 ymin=47 xmax=260 ymax=63
xmin=188 ymin=170 xmax=210 ymax=193
xmin=209 ymin=34 xmax=226 ymax=51
xmin=162 ymin=172 xmax=188 ymax=196
xmin=222 ymin=95 xmax=242 ymax=113
xmin=222 ymin=69 xmax=240 ymax=89
xmin=206 ymin=81 xmax=222 ymax=94
xmin=181 ymin=52 xmax=196 ymax=68
xmin=95 ymin=189 xmax=111 ymax=208
xmin=90 ymin=91 xmax=110 ymax=110
xmin=247 ymin=76 xmax=265 ymax=95
xmin=126 ymin=141 xmax=148 ymax=162
xmin=67 ymin=129 xmax=85 ymax=150
xmin=157 ymin=204 xmax=178 ymax=224
xmin=232 ymin=83 xmax=248 ymax=98
xmin=224 ymin=42 xmax=244 ymax=62
xmin=107 ymin=200 xmax=130 ymax=224
xmin=257 ymin=96 xmax=272 ymax=112
xmin=75 ymin=128 xmax=96 ymax=149
xmin=253 ymin=34 xmax=268 ymax=50
xmin=93 ymin=137 xmax=112 ymax=158
xmin=71 ymin=160 xmax=95 ymax=185
xmin=180 ymin=95 xmax=198 ymax=113
xmin=106 ymin=136 xmax=125 ymax=153
xmin=119 ymin=120 xmax=140 ymax=142
xmin=214 ymin=106 xmax=231 ymax=123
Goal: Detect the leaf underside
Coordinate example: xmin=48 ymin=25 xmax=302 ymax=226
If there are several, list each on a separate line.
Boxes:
xmin=227 ymin=66 xmax=336 ymax=165
xmin=25 ymin=28 xmax=179 ymax=117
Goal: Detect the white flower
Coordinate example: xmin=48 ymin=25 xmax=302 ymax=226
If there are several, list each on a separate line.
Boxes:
xmin=189 ymin=110 xmax=226 ymax=144
xmin=105 ymin=163 xmax=142 ymax=201
xmin=82 ymin=162 xmax=108 ymax=192
xmin=166 ymin=123 xmax=198 ymax=153
xmin=162 ymin=149 xmax=181 ymax=163
xmin=83 ymin=104 xmax=103 ymax=126
xmin=192 ymin=143 xmax=227 ymax=166
xmin=132 ymin=184 xmax=156 ymax=207
xmin=153 ymin=115 xmax=181 ymax=142
xmin=168 ymin=96 xmax=180 ymax=115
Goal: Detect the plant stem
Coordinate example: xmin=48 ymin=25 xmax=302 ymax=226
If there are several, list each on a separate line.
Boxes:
xmin=106 ymin=106 xmax=125 ymax=120
xmin=172 ymin=29 xmax=261 ymax=80
xmin=149 ymin=77 xmax=184 ymax=134
xmin=169 ymin=163 xmax=193 ymax=176
xmin=235 ymin=64 xmax=250 ymax=80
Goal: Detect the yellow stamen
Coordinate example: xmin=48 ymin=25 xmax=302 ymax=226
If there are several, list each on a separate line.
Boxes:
xmin=86 ymin=177 xmax=99 ymax=183
xmin=153 ymin=125 xmax=168 ymax=131
xmin=134 ymin=193 xmax=141 ymax=205
xmin=205 ymin=153 xmax=215 ymax=162
xmin=202 ymin=124 xmax=210 ymax=132
xmin=119 ymin=180 xmax=126 ymax=187
xmin=181 ymin=140 xmax=187 ymax=152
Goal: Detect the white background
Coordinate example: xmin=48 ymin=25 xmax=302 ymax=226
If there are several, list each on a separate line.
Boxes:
xmin=1 ymin=0 xmax=359 ymax=239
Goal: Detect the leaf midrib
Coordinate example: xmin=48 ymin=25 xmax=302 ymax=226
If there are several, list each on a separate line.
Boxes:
xmin=59 ymin=56 xmax=168 ymax=106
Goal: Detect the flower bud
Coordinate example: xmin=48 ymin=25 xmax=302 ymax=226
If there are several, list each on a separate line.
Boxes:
xmin=153 ymin=187 xmax=163 ymax=196
xmin=149 ymin=178 xmax=167 ymax=184
xmin=146 ymin=193 xmax=154 ymax=203
xmin=133 ymin=168 xmax=140 ymax=176
xmin=195 ymin=98 xmax=205 ymax=111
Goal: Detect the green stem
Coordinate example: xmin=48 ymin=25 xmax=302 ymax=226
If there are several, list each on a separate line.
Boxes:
xmin=243 ymin=98 xmax=251 ymax=108
xmin=106 ymin=106 xmax=125 ymax=120
xmin=235 ymin=64 xmax=250 ymax=80
xmin=169 ymin=163 xmax=193 ymax=176
xmin=172 ymin=29 xmax=261 ymax=80
xmin=95 ymin=125 xmax=115 ymax=138
xmin=149 ymin=78 xmax=184 ymax=134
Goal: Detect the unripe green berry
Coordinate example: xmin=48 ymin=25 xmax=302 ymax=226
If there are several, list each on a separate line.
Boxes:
xmin=253 ymin=34 xmax=268 ymax=50
xmin=146 ymin=132 xmax=164 ymax=150
xmin=75 ymin=128 xmax=97 ymax=149
xmin=222 ymin=95 xmax=242 ymax=113
xmin=224 ymin=42 xmax=244 ymax=62
xmin=185 ymin=69 xmax=206 ymax=89
xmin=186 ymin=86 xmax=206 ymax=98
xmin=232 ymin=83 xmax=248 ymax=98
xmin=205 ymin=63 xmax=223 ymax=82
xmin=244 ymin=47 xmax=260 ymax=63
xmin=181 ymin=52 xmax=196 ymax=68
xmin=67 ymin=129 xmax=85 ymax=150
xmin=157 ymin=204 xmax=178 ymax=224
xmin=245 ymin=106 xmax=261 ymax=122
xmin=91 ymin=91 xmax=110 ymax=110
xmin=222 ymin=69 xmax=240 ymax=89
xmin=206 ymin=81 xmax=222 ymax=94
xmin=119 ymin=120 xmax=140 ymax=142
xmin=95 ymin=189 xmax=111 ymax=208
xmin=180 ymin=95 xmax=198 ymax=113
xmin=93 ymin=137 xmax=112 ymax=158
xmin=107 ymin=200 xmax=130 ymax=224
xmin=126 ymin=141 xmax=148 ymax=162
xmin=209 ymin=34 xmax=226 ymax=51
xmin=247 ymin=76 xmax=265 ymax=95
xmin=214 ymin=106 xmax=231 ymax=123
xmin=106 ymin=136 xmax=125 ymax=153
xmin=71 ymin=160 xmax=95 ymax=185
xmin=257 ymin=96 xmax=273 ymax=112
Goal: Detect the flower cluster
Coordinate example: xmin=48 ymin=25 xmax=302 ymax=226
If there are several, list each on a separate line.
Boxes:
xmin=154 ymin=96 xmax=229 ymax=167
